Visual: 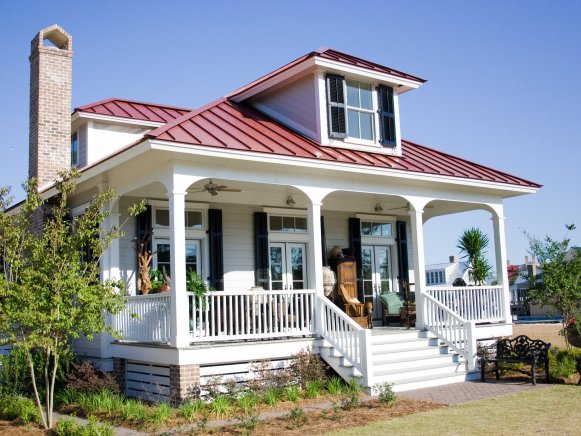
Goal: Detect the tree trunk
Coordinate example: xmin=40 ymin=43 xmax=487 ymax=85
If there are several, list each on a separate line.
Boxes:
xmin=26 ymin=349 xmax=48 ymax=429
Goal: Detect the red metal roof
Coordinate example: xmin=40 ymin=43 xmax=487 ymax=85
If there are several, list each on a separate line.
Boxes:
xmin=146 ymin=99 xmax=540 ymax=189
xmin=75 ymin=98 xmax=191 ymax=123
xmin=228 ymin=48 xmax=426 ymax=99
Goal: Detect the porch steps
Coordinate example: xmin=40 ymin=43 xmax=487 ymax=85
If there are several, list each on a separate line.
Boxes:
xmin=319 ymin=328 xmax=479 ymax=393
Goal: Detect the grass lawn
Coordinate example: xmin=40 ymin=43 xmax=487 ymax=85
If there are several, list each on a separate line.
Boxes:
xmin=330 ymin=385 xmax=581 ymax=435
xmin=512 ymin=323 xmax=567 ymax=348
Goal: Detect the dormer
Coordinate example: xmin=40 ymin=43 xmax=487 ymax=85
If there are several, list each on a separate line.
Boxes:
xmin=228 ymin=48 xmax=425 ymax=156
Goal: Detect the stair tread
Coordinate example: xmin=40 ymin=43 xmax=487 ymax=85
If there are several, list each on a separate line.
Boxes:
xmin=383 ymin=370 xmax=471 ymax=386
xmin=374 ymin=361 xmax=463 ymax=377
xmin=374 ymin=353 xmax=458 ymax=366
xmin=372 ymin=343 xmax=450 ymax=355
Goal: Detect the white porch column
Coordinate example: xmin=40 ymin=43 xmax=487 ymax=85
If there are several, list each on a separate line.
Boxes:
xmin=409 ymin=209 xmax=427 ymax=330
xmin=492 ymin=212 xmax=511 ymax=323
xmin=169 ymin=190 xmax=189 ymax=348
xmin=307 ymin=201 xmax=324 ymax=292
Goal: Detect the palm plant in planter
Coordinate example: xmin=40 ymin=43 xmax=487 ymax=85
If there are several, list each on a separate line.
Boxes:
xmin=186 ymin=270 xmax=211 ymax=329
xmin=457 ymin=227 xmax=493 ymax=285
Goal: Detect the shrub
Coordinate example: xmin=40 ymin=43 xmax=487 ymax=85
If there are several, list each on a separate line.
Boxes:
xmin=377 ymin=382 xmax=396 ymax=405
xmin=149 ymin=402 xmax=174 ymax=426
xmin=66 ymin=361 xmax=119 ymax=394
xmin=0 ymin=347 xmax=30 ymax=396
xmin=249 ymin=360 xmax=290 ymax=392
xmin=56 ymin=415 xmax=114 ymax=436
xmin=549 ymin=348 xmax=581 ymax=380
xmin=262 ymin=387 xmax=281 ymax=407
xmin=237 ymin=409 xmax=260 ymax=435
xmin=345 ymin=377 xmax=363 ymax=395
xmin=179 ymin=398 xmax=206 ymax=422
xmin=284 ymin=385 xmax=300 ymax=402
xmin=305 ymin=379 xmax=323 ymax=399
xmin=120 ymin=398 xmax=148 ymax=423
xmin=287 ymin=348 xmax=327 ymax=388
xmin=209 ymin=395 xmax=231 ymax=418
xmin=0 ymin=394 xmax=40 ymax=424
xmin=236 ymin=391 xmax=259 ymax=415
xmin=326 ymin=376 xmax=344 ymax=396
xmin=286 ymin=407 xmax=307 ymax=429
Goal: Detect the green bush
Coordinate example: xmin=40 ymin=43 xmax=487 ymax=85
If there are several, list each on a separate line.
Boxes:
xmin=284 ymin=385 xmax=300 ymax=402
xmin=149 ymin=402 xmax=174 ymax=426
xmin=549 ymin=348 xmax=581 ymax=380
xmin=345 ymin=377 xmax=363 ymax=395
xmin=286 ymin=406 xmax=307 ymax=429
xmin=0 ymin=347 xmax=30 ymax=396
xmin=0 ymin=394 xmax=40 ymax=424
xmin=326 ymin=376 xmax=344 ymax=396
xmin=262 ymin=387 xmax=281 ymax=407
xmin=56 ymin=415 xmax=114 ymax=436
xmin=209 ymin=395 xmax=231 ymax=418
xmin=377 ymin=382 xmax=396 ymax=405
xmin=305 ymin=379 xmax=323 ymax=399
xmin=179 ymin=398 xmax=206 ymax=422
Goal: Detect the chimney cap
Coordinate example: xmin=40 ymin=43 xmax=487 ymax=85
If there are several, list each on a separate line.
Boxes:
xmin=33 ymin=24 xmax=72 ymax=51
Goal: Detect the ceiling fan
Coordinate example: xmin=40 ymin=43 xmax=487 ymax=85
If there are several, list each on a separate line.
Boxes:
xmin=189 ymin=179 xmax=242 ymax=197
xmin=383 ymin=202 xmax=433 ymax=212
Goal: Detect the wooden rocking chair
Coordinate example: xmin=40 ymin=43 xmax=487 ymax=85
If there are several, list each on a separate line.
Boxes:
xmin=339 ymin=284 xmax=372 ymax=328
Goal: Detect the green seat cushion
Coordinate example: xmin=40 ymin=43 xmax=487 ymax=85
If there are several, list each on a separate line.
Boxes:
xmin=380 ymin=292 xmax=405 ymax=315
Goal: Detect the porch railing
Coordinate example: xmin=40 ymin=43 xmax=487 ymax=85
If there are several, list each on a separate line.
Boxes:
xmin=318 ymin=296 xmax=372 ymax=386
xmin=424 ymin=292 xmax=477 ymax=370
xmin=426 ymin=285 xmax=505 ymax=323
xmin=188 ymin=289 xmax=316 ymax=342
xmin=111 ymin=293 xmax=171 ymax=343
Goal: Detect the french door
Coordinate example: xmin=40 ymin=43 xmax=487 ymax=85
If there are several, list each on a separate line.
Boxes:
xmin=154 ymin=239 xmax=201 ymax=276
xmin=362 ymin=245 xmax=393 ymax=319
xmin=269 ymin=243 xmax=307 ymax=291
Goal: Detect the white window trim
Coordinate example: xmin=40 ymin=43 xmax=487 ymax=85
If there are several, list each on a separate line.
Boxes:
xmin=357 ymin=214 xmax=396 ymax=245
xmin=345 ymin=80 xmax=375 ymax=142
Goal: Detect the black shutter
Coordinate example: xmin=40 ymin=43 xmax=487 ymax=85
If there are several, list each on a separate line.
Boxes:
xmin=326 ymin=74 xmax=347 ymax=138
xmin=254 ymin=212 xmax=270 ymax=289
xmin=348 ymin=217 xmax=363 ymax=301
xmin=136 ymin=205 xmax=152 ymax=254
xmin=396 ymin=220 xmax=409 ymax=292
xmin=321 ymin=216 xmax=328 ymax=267
xmin=378 ymin=85 xmax=396 ymax=147
xmin=208 ymin=209 xmax=224 ymax=291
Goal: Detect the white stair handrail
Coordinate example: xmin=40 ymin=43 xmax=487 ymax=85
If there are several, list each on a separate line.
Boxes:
xmin=423 ymin=293 xmax=477 ymax=370
xmin=316 ymin=295 xmax=373 ymax=387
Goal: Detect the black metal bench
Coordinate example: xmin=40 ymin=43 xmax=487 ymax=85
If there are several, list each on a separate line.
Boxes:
xmin=480 ymin=335 xmax=551 ymax=385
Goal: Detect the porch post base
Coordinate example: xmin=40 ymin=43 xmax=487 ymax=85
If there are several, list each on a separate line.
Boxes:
xmin=170 ymin=364 xmax=201 ymax=405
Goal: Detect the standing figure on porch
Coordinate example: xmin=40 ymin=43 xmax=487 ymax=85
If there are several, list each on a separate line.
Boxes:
xmin=135 ymin=236 xmax=154 ymax=295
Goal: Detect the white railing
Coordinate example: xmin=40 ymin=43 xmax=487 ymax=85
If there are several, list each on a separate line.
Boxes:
xmin=424 ymin=293 xmax=477 ymax=370
xmin=318 ymin=296 xmax=372 ymax=386
xmin=112 ymin=293 xmax=171 ymax=343
xmin=188 ymin=289 xmax=316 ymax=342
xmin=426 ymin=285 xmax=505 ymax=323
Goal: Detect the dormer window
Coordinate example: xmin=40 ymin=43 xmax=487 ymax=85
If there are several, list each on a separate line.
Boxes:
xmin=326 ymin=74 xmax=396 ymax=147
xmin=346 ymin=80 xmax=374 ymax=141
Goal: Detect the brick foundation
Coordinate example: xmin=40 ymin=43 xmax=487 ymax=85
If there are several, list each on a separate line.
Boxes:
xmin=113 ymin=358 xmax=126 ymax=393
xmin=170 ymin=364 xmax=201 ymax=405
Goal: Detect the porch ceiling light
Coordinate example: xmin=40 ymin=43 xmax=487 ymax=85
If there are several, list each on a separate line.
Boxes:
xmin=374 ymin=203 xmax=383 ymax=212
xmin=286 ymin=195 xmax=296 ymax=207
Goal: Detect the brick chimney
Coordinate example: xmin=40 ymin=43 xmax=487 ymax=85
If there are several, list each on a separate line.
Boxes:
xmin=449 ymin=255 xmax=459 ymax=263
xmin=29 ymin=25 xmax=73 ymax=189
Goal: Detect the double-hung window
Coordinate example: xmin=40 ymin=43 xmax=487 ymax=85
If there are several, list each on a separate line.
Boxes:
xmin=326 ymin=74 xmax=397 ymax=147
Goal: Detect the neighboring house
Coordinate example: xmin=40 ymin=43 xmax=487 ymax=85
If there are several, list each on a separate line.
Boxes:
xmin=23 ymin=25 xmax=540 ymax=402
xmin=425 ymin=256 xmax=470 ymax=286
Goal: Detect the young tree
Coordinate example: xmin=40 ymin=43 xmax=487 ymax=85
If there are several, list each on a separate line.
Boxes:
xmin=526 ymin=224 xmax=581 ymax=344
xmin=457 ymin=227 xmax=493 ymax=285
xmin=0 ymin=170 xmax=144 ymax=429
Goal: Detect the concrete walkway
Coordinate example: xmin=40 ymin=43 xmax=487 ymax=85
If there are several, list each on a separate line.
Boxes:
xmin=398 ymin=379 xmax=551 ymax=405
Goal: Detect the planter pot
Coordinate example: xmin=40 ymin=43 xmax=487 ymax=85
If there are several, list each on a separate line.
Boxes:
xmin=565 ymin=327 xmax=581 ymax=348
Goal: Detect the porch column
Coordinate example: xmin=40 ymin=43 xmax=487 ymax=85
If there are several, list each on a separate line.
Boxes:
xmin=409 ymin=209 xmax=427 ymax=330
xmin=169 ymin=190 xmax=189 ymax=348
xmin=492 ymin=213 xmax=511 ymax=323
xmin=307 ymin=201 xmax=324 ymax=292
xmin=101 ymin=201 xmax=120 ymax=361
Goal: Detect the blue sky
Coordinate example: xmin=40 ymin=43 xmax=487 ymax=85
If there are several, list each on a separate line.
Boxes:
xmin=1 ymin=0 xmax=580 ymax=266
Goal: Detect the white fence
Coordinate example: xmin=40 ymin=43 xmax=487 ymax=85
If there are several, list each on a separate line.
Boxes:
xmin=424 ymin=293 xmax=477 ymax=370
xmin=426 ymin=285 xmax=505 ymax=323
xmin=112 ymin=293 xmax=171 ymax=343
xmin=188 ymin=289 xmax=316 ymax=341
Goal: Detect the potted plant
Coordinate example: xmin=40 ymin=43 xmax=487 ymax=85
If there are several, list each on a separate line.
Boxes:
xmin=186 ymin=270 xmax=211 ymax=332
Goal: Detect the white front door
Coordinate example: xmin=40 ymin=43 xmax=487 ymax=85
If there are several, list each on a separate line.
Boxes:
xmin=362 ymin=245 xmax=393 ymax=319
xmin=269 ymin=243 xmax=307 ymax=291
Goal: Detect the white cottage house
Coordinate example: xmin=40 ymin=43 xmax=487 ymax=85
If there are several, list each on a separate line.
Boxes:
xmin=27 ymin=26 xmax=540 ymax=402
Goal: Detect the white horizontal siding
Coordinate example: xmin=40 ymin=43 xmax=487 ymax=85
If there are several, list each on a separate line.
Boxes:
xmin=253 ymin=75 xmax=317 ymax=137
xmin=125 ymin=361 xmax=171 ymax=402
xmin=87 ymin=122 xmax=150 ymax=166
xmin=220 ymin=204 xmax=259 ymax=291
xmin=119 ymin=197 xmax=137 ymax=295
xmin=323 ymin=211 xmax=351 ymax=258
